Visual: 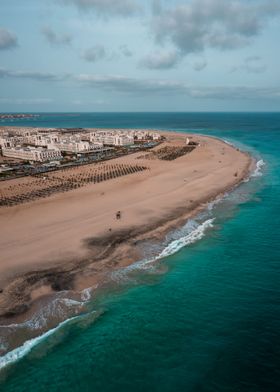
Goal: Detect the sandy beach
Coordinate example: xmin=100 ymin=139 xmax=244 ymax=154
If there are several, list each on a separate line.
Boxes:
xmin=0 ymin=132 xmax=253 ymax=320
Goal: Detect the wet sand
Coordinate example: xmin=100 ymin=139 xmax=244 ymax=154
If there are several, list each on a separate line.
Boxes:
xmin=0 ymin=132 xmax=253 ymax=320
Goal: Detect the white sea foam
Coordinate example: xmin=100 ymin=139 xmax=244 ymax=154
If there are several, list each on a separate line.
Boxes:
xmin=158 ymin=218 xmax=214 ymax=259
xmin=81 ymin=285 xmax=98 ymax=302
xmin=81 ymin=288 xmax=92 ymax=302
xmin=0 ymin=297 xmax=86 ymax=333
xmin=207 ymin=195 xmax=227 ymax=211
xmin=223 ymin=138 xmax=265 ymax=180
xmin=0 ymin=316 xmax=79 ymax=372
xmin=0 ymin=285 xmax=103 ymax=366
xmin=0 ymin=340 xmax=8 ymax=354
xmin=60 ymin=298 xmax=83 ymax=307
xmin=26 ymin=298 xmax=82 ymax=329
xmin=223 ymin=139 xmax=235 ymax=147
xmin=0 ymin=287 xmax=98 ymax=358
xmin=111 ymin=218 xmax=215 ymax=281
xmin=251 ymin=159 xmax=265 ymax=177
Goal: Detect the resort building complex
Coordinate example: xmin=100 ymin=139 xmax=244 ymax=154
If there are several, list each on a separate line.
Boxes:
xmin=1 ymin=146 xmax=62 ymax=162
xmin=0 ymin=127 xmax=162 ymax=165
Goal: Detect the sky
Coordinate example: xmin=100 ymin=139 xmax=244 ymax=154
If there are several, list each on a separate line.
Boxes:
xmin=0 ymin=0 xmax=280 ymax=112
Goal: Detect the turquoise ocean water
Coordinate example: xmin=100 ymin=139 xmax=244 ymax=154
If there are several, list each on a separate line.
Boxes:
xmin=0 ymin=113 xmax=280 ymax=391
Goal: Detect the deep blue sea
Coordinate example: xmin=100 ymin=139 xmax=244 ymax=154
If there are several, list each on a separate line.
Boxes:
xmin=0 ymin=113 xmax=280 ymax=392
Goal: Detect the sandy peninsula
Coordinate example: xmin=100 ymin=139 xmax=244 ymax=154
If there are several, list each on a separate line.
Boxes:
xmin=0 ymin=132 xmax=253 ymax=319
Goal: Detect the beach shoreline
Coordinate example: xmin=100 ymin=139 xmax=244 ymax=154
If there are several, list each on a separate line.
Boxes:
xmin=0 ymin=131 xmax=253 ymax=323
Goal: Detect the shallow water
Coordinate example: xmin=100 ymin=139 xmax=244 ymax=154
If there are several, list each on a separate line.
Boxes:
xmin=1 ymin=112 xmax=280 ymax=391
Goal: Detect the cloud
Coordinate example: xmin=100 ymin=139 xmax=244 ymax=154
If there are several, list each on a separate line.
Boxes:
xmin=231 ymin=56 xmax=267 ymax=74
xmin=72 ymin=98 xmax=107 ymax=105
xmin=75 ymin=73 xmax=280 ymax=100
xmin=151 ymin=0 xmax=280 ymax=55
xmin=119 ymin=45 xmax=133 ymax=57
xmin=192 ymin=59 xmax=207 ymax=71
xmin=139 ymin=50 xmax=181 ymax=70
xmin=59 ymin=0 xmax=141 ymax=17
xmin=76 ymin=73 xmax=280 ymax=101
xmin=245 ymin=56 xmax=267 ymax=73
xmin=0 ymin=98 xmax=53 ymax=105
xmin=75 ymin=74 xmax=187 ymax=94
xmin=82 ymin=45 xmax=106 ymax=62
xmin=1 ymin=66 xmax=280 ymax=101
xmin=42 ymin=26 xmax=72 ymax=46
xmin=0 ymin=28 xmax=18 ymax=50
xmin=188 ymin=86 xmax=280 ymax=100
xmin=0 ymin=68 xmax=65 ymax=81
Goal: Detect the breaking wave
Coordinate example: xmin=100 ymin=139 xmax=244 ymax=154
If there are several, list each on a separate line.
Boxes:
xmin=0 ymin=287 xmax=98 ymax=359
xmin=251 ymin=159 xmax=265 ymax=177
xmin=0 ymin=316 xmax=80 ymax=372
xmin=111 ymin=218 xmax=215 ymax=281
xmin=158 ymin=218 xmax=214 ymax=258
xmin=0 ymin=297 xmax=85 ymax=332
xmin=81 ymin=285 xmax=97 ymax=302
xmin=223 ymin=139 xmax=235 ymax=147
xmin=223 ymin=139 xmax=265 ymax=180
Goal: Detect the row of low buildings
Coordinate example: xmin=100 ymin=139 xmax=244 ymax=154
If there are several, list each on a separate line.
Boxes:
xmin=86 ymin=133 xmax=134 ymax=146
xmin=1 ymin=146 xmax=62 ymax=162
xmin=84 ymin=129 xmax=161 ymax=145
xmin=0 ymin=132 xmax=106 ymax=161
xmin=0 ymin=128 xmax=161 ymax=162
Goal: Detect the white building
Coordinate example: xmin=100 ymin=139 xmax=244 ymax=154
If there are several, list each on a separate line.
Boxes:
xmin=151 ymin=132 xmax=161 ymax=141
xmin=115 ymin=135 xmax=134 ymax=146
xmin=51 ymin=140 xmax=105 ymax=154
xmin=132 ymin=130 xmax=161 ymax=141
xmin=2 ymin=147 xmax=62 ymax=162
xmin=89 ymin=131 xmax=135 ymax=146
xmin=34 ymin=134 xmax=60 ymax=147
xmin=0 ymin=136 xmax=25 ymax=148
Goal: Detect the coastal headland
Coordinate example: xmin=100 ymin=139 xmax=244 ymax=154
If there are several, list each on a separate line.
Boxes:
xmin=0 ymin=131 xmax=253 ymax=321
xmin=0 ymin=114 xmax=39 ymax=120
